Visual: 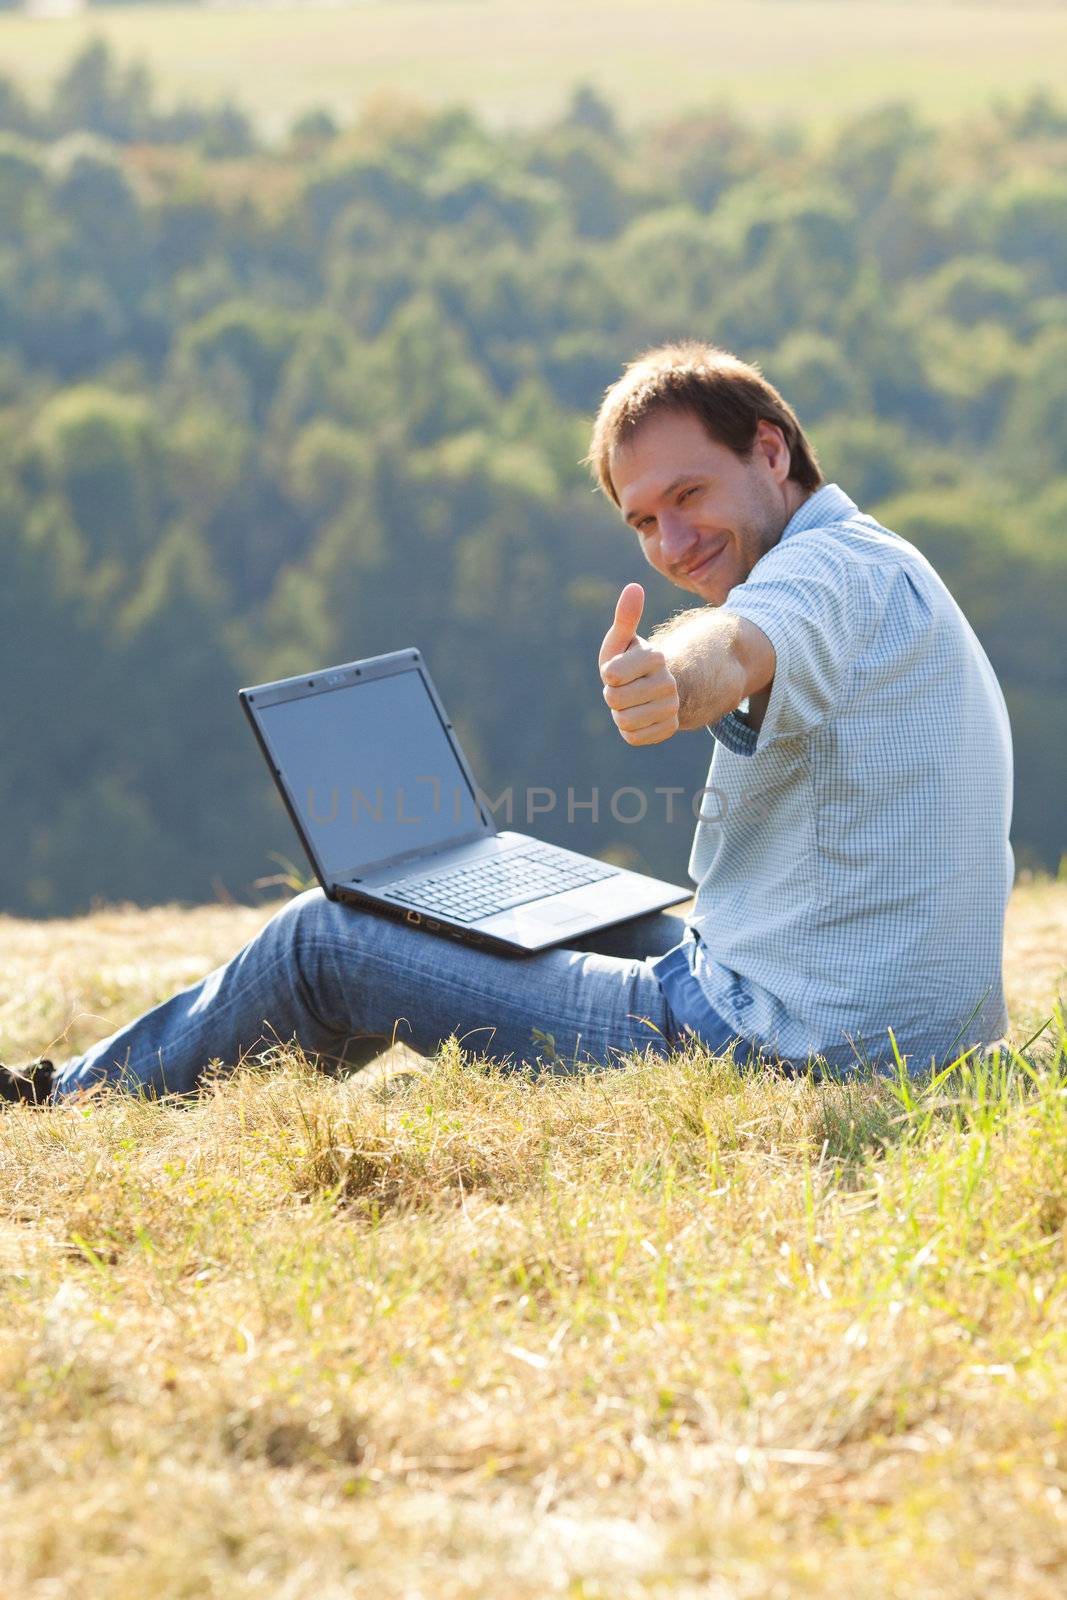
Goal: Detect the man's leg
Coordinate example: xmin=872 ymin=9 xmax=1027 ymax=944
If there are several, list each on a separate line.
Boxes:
xmin=50 ymin=891 xmax=687 ymax=1101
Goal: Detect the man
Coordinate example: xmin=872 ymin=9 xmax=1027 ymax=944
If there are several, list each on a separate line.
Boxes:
xmin=2 ymin=342 xmax=1012 ymax=1104
xmin=589 ymin=342 xmax=1012 ymax=1074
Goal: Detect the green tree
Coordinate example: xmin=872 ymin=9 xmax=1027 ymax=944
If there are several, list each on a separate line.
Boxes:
xmin=179 ymin=301 xmax=306 ymax=427
xmin=50 ymin=38 xmax=153 ymax=144
xmin=999 ymin=328 xmax=1067 ymax=483
xmin=28 ymin=387 xmax=163 ymax=574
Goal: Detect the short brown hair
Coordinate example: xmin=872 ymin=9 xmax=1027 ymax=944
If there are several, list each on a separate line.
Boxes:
xmin=588 ymin=341 xmax=823 ymax=504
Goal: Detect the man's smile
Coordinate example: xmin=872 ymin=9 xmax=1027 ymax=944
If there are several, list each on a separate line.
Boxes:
xmin=675 ymin=536 xmax=729 ymax=583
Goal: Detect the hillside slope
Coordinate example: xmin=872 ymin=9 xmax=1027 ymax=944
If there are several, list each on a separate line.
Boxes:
xmin=0 ymin=883 xmax=1064 ymax=1598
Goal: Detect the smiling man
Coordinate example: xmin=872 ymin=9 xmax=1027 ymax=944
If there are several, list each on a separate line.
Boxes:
xmin=1 ymin=341 xmax=1015 ymax=1106
xmin=590 ymin=341 xmax=1014 ymax=1073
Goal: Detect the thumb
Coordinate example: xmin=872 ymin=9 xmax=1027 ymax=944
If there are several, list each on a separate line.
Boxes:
xmin=599 ymin=582 xmax=645 ymax=667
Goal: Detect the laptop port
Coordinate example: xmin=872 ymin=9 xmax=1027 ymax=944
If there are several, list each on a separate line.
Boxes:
xmin=405 ymin=910 xmax=422 ymax=925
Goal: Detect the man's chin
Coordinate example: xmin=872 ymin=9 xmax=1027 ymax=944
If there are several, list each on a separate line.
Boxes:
xmin=680 ymin=547 xmax=740 ymax=603
xmin=688 ymin=570 xmax=735 ymax=605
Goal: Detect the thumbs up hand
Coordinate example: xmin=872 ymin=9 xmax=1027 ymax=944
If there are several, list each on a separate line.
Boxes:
xmin=598 ymin=583 xmax=681 ymax=747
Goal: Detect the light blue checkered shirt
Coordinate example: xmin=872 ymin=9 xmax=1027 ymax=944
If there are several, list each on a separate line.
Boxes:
xmin=655 ymin=483 xmax=1014 ymax=1073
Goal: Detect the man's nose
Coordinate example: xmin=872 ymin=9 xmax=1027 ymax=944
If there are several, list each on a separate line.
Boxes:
xmin=658 ymin=512 xmax=697 ymax=563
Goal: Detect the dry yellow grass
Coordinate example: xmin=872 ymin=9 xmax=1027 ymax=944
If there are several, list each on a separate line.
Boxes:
xmin=1 ymin=882 xmax=1065 ymax=1597
xmin=2 ymin=1 xmax=1067 ymax=138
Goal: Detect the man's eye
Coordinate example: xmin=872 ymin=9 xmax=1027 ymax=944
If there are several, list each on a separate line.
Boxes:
xmin=679 ymin=486 xmax=699 ymax=503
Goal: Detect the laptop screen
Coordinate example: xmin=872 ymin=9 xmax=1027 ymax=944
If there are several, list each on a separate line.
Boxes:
xmin=254 ymin=666 xmax=487 ymax=879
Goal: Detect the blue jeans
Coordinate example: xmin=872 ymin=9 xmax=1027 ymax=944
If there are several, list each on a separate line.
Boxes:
xmin=50 ymin=891 xmax=722 ymax=1101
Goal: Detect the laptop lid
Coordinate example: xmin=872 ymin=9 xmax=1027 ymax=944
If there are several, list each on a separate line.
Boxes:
xmin=240 ymin=649 xmax=494 ymax=888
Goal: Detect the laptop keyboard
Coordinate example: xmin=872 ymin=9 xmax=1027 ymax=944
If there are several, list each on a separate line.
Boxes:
xmin=382 ymin=843 xmax=618 ymax=923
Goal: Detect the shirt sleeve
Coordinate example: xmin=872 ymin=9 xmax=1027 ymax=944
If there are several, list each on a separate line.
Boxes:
xmin=720 ymin=532 xmax=861 ymax=750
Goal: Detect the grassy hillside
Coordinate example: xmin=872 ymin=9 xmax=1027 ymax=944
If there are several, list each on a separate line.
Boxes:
xmin=1 ymin=884 xmax=1065 ymax=1596
xmin=3 ymin=0 xmax=1067 ymax=137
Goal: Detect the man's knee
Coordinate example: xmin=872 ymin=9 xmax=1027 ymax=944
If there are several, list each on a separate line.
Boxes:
xmin=274 ymin=886 xmax=331 ymax=925
xmin=253 ymin=889 xmax=362 ymax=1035
xmin=263 ymin=888 xmax=352 ymax=966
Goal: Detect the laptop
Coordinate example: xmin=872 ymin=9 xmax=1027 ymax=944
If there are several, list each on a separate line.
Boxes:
xmin=239 ymin=648 xmax=689 ymax=953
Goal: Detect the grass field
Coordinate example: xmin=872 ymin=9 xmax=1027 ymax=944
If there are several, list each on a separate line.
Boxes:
xmin=3 ymin=0 xmax=1067 ymax=139
xmin=1 ymin=881 xmax=1065 ymax=1595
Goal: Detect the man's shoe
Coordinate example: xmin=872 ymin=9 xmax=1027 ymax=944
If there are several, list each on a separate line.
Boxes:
xmin=0 ymin=1059 xmax=55 ymax=1106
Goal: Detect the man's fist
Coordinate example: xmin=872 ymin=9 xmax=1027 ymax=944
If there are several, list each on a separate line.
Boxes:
xmin=598 ymin=583 xmax=681 ymax=746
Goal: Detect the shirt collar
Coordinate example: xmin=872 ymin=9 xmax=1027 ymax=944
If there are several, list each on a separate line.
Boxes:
xmin=777 ymin=482 xmax=858 ymax=545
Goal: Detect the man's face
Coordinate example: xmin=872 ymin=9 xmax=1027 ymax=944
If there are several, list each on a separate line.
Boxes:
xmin=609 ymin=410 xmax=801 ymax=605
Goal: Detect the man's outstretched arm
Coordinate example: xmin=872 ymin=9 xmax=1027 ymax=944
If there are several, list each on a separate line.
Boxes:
xmin=652 ymin=604 xmax=776 ymax=732
xmin=599 ymin=583 xmax=776 ymax=746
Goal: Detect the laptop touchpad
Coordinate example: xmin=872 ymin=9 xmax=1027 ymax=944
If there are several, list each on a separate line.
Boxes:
xmin=532 ymin=905 xmax=590 ymax=928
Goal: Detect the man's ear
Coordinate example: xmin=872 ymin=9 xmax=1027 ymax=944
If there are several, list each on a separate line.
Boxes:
xmin=755 ymin=419 xmax=792 ymax=485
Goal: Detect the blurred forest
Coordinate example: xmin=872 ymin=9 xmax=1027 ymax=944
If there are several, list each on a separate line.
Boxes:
xmin=1 ymin=40 xmax=1065 ymax=916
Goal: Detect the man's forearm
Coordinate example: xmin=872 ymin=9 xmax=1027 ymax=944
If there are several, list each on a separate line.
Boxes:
xmin=651 ymin=608 xmax=774 ymax=731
